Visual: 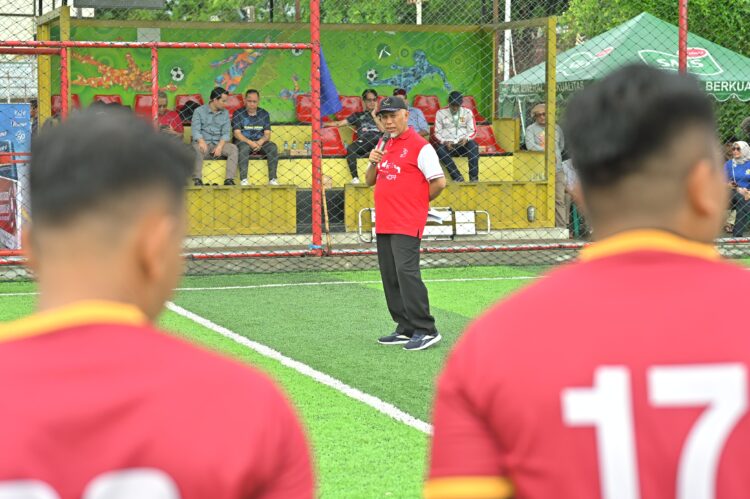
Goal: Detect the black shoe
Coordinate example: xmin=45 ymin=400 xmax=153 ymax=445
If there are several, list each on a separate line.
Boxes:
xmin=377 ymin=332 xmax=412 ymax=345
xmin=403 ymin=332 xmax=442 ymax=351
xmin=193 ymin=178 xmax=204 ymax=186
xmin=452 ymin=177 xmax=465 ymax=183
xmin=224 ymin=178 xmax=236 ymax=186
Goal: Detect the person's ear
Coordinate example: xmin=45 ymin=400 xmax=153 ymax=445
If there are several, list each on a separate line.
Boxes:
xmin=133 ymin=210 xmax=178 ymax=289
xmin=686 ymin=158 xmax=727 ymax=219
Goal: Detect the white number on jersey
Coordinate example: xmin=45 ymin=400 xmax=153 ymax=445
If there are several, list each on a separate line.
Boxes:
xmin=562 ymin=364 xmax=748 ymax=499
xmin=0 ymin=469 xmax=180 ymax=499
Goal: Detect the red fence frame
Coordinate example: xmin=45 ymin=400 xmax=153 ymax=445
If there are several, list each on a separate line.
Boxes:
xmin=1 ymin=1 xmax=743 ymax=269
xmin=0 ymin=0 xmax=323 ymax=262
xmin=678 ymin=0 xmax=688 ymax=73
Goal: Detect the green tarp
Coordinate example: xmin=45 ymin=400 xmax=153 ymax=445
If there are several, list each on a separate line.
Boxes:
xmin=499 ymin=12 xmax=750 ymax=102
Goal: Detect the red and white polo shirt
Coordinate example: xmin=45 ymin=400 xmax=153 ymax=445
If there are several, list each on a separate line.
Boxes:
xmin=374 ymin=127 xmax=444 ymax=237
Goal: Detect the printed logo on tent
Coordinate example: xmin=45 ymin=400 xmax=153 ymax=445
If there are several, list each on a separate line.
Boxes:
xmin=558 ymin=47 xmax=614 ymax=77
xmin=638 ymin=47 xmax=723 ymax=76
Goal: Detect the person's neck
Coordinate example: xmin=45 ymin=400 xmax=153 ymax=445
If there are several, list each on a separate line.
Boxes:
xmin=589 ymin=217 xmax=700 ymax=244
xmin=209 ymin=102 xmax=220 ymax=112
xmin=33 ymin=254 xmax=149 ymax=317
xmin=36 ymin=275 xmax=143 ymax=315
xmin=246 ymin=108 xmax=258 ymax=116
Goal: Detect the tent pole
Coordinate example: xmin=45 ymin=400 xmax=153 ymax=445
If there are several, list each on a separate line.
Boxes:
xmin=678 ymin=0 xmax=688 ymax=73
xmin=503 ymin=0 xmax=511 ymax=81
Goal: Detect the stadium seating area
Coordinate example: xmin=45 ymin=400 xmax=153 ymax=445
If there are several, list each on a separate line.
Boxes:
xmin=45 ymin=92 xmax=553 ymax=234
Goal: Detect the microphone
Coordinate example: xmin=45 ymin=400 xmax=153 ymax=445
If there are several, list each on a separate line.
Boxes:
xmin=369 ymin=132 xmax=391 ymax=169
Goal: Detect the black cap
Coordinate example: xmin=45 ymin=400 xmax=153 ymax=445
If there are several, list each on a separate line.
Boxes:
xmin=378 ymin=96 xmax=408 ymax=114
xmin=448 ymin=91 xmax=463 ymax=105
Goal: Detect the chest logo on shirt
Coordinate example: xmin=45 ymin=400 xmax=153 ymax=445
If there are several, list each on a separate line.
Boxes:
xmin=378 ymin=159 xmax=401 ymax=180
xmin=400 ymin=148 xmax=408 ymax=158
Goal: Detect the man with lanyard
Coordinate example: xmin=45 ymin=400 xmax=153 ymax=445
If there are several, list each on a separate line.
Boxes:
xmin=366 ymin=96 xmax=446 ymax=351
xmin=325 ymin=89 xmax=384 ymax=184
xmin=434 ymin=90 xmax=479 ymax=182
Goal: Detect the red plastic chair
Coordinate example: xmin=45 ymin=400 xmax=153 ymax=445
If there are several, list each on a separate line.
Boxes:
xmin=93 ymin=94 xmax=123 ymax=106
xmin=175 ymin=94 xmax=203 ymax=113
xmin=473 ymin=125 xmax=505 ymax=154
xmin=224 ymin=94 xmax=244 ymax=117
xmin=335 ymin=96 xmax=363 ymax=121
xmin=462 ymin=95 xmax=488 ymax=124
xmin=295 ymin=94 xmax=336 ymax=122
xmin=295 ymin=94 xmax=312 ymax=123
xmin=51 ymin=94 xmax=81 ymax=115
xmin=321 ymin=127 xmax=347 ymax=156
xmin=413 ymin=95 xmax=441 ymax=124
xmin=134 ymin=94 xmax=154 ymax=117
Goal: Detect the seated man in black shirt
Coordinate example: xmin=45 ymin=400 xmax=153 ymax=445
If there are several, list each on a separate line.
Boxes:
xmin=232 ymin=89 xmax=279 ymax=186
xmin=324 ymin=88 xmax=384 ymax=184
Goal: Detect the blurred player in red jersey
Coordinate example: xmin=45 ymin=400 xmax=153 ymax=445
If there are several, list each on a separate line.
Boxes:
xmin=0 ymin=108 xmax=314 ymax=498
xmin=426 ymin=64 xmax=750 ymax=499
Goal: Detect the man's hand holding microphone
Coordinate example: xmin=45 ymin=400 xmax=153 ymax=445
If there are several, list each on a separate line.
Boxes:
xmin=364 ymin=133 xmax=391 ymax=186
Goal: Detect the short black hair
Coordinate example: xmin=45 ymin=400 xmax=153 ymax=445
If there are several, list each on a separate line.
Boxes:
xmin=563 ymin=64 xmax=715 ymax=189
xmin=362 ymin=89 xmax=378 ymax=100
xmin=30 ymin=107 xmax=193 ymax=227
xmin=210 ymin=86 xmax=228 ymax=102
xmin=245 ymin=89 xmax=260 ymax=98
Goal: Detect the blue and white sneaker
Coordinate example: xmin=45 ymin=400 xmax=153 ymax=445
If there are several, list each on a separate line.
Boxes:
xmin=378 ymin=332 xmax=412 ymax=345
xmin=403 ymin=332 xmax=442 ymax=351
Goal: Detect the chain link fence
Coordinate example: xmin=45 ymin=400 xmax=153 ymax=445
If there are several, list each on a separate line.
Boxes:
xmin=1 ymin=0 xmax=749 ymax=279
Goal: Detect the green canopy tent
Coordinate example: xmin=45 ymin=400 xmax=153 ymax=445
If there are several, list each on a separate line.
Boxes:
xmin=499 ymin=12 xmax=750 ymax=115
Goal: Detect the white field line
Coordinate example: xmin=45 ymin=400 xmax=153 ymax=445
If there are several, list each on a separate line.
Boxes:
xmin=0 ymin=275 xmax=537 ymax=297
xmin=166 ymin=301 xmax=433 ymax=434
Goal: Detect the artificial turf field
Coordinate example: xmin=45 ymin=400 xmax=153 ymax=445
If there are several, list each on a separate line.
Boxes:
xmin=0 ymin=264 xmax=555 ymax=496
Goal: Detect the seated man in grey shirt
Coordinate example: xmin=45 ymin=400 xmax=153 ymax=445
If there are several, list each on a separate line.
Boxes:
xmin=191 ymin=86 xmax=239 ymax=186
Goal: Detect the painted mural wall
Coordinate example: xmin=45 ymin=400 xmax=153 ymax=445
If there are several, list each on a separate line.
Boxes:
xmin=52 ymin=25 xmax=493 ymax=122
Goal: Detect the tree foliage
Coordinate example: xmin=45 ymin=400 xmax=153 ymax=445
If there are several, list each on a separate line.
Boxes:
xmin=562 ymin=0 xmax=750 ymax=140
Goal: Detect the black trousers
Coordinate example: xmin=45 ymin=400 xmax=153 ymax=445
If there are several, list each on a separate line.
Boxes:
xmin=237 ymin=141 xmax=279 ymax=180
xmin=435 ymin=140 xmax=479 ymax=182
xmin=730 ymin=190 xmax=750 ymax=237
xmin=346 ymin=134 xmax=380 ymax=179
xmin=376 ymin=233 xmax=436 ymax=335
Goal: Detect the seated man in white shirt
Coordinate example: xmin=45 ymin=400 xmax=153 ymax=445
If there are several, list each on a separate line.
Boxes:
xmin=434 ymin=91 xmax=479 ymax=182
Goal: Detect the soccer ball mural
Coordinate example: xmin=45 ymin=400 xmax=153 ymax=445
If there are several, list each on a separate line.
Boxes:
xmin=170 ymin=66 xmax=185 ymax=82
xmin=366 ymin=68 xmax=378 ymax=82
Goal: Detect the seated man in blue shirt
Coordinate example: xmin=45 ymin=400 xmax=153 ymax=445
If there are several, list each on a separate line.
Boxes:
xmin=232 ymin=89 xmax=279 ymax=186
xmin=393 ymin=88 xmax=429 ymax=140
xmin=191 ymin=86 xmax=238 ymax=186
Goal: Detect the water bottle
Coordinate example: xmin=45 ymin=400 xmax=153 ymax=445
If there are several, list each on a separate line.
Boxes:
xmin=292 ymin=141 xmax=298 ymax=152
xmin=527 ymin=206 xmax=536 ymax=223
xmin=283 ymin=141 xmax=289 ymax=157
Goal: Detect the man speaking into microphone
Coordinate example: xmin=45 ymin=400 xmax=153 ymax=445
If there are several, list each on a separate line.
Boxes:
xmin=366 ymin=96 xmax=447 ymax=351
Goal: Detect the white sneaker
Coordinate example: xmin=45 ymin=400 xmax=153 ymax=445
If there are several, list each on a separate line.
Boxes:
xmin=269 ymin=178 xmax=279 ymax=186
xmin=240 ymin=178 xmax=249 ymax=186
xmin=351 ymin=177 xmax=361 ymax=185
